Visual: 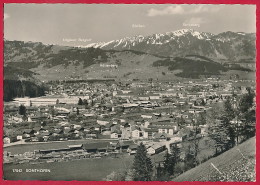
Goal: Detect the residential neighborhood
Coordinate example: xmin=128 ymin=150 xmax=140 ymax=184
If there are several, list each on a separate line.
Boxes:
xmin=3 ymin=78 xmax=256 ymax=170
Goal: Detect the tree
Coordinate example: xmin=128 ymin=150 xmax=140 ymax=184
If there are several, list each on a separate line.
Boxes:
xmin=223 ymin=97 xmax=236 ymax=145
xmin=83 ymin=99 xmax=88 ymax=109
xmin=238 ymin=88 xmax=254 ymax=114
xmin=188 ymin=117 xmax=201 ymax=167
xmin=155 ymin=163 xmax=163 ymax=180
xmin=222 ymin=116 xmax=236 ymax=148
xmin=132 ymin=143 xmax=153 ymax=181
xmin=207 ymin=101 xmax=236 ymax=154
xmin=171 ymin=144 xmax=180 ymax=171
xmin=76 ymin=107 xmax=79 ymax=115
xmin=155 ymin=162 xmax=169 ymax=181
xmin=78 ymin=98 xmax=83 ymax=105
xmin=18 ymin=104 xmax=26 ymax=116
xmin=238 ymin=89 xmax=255 ymax=141
xmin=163 ymin=150 xmax=173 ymax=176
xmin=207 ymin=93 xmax=254 ymax=154
xmin=41 ymin=121 xmax=47 ymax=127
xmin=224 ymin=97 xmax=235 ymax=121
xmin=208 ymin=119 xmax=231 ymax=155
xmin=241 ymin=109 xmax=255 ymax=140
xmin=201 ymin=99 xmax=206 ymax=106
xmin=161 ymin=147 xmax=179 ymax=179
xmin=184 ymin=145 xmax=196 ymax=170
xmin=91 ymin=99 xmax=94 ymax=107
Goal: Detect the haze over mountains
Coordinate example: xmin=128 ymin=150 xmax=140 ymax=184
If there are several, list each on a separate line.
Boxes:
xmin=4 ymin=29 xmax=256 ymax=82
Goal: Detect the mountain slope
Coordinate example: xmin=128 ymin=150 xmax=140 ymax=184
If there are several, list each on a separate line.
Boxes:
xmin=85 ymin=29 xmax=255 ymax=61
xmin=173 ymin=137 xmax=255 ymax=182
xmin=4 ymin=39 xmax=254 ymax=81
xmin=4 ymin=40 xmax=109 ymax=69
xmin=153 ymin=56 xmax=228 ymax=78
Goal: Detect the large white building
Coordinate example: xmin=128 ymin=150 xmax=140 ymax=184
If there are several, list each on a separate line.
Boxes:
xmin=13 ymin=94 xmax=89 ymax=107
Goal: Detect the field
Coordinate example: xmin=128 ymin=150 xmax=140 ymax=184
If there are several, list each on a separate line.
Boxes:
xmin=4 ymin=152 xmax=165 ymax=181
xmin=4 ymin=154 xmax=133 ymax=181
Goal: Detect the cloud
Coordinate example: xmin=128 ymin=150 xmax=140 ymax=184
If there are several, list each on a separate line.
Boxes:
xmin=147 ymin=5 xmax=185 ymax=16
xmin=191 ymin=5 xmax=221 ymax=14
xmin=184 ymin=17 xmax=208 ymax=24
xmin=147 ymin=5 xmax=221 ymax=17
xmin=4 ymin=13 xmax=10 ymax=20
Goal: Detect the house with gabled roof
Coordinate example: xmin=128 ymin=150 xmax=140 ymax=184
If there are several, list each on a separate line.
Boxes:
xmin=110 ymin=130 xmax=122 ymax=139
xmin=131 ymin=126 xmax=142 ymax=139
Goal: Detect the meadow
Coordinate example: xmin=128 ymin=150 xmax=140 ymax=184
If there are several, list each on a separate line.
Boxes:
xmin=4 ymin=153 xmax=165 ymax=181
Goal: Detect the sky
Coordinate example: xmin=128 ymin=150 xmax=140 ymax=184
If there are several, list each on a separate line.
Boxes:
xmin=4 ymin=4 xmax=256 ymax=47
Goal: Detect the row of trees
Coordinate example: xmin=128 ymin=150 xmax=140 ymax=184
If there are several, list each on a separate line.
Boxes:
xmin=78 ymin=98 xmax=94 ymax=108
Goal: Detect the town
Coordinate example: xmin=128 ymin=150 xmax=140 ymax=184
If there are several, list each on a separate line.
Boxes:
xmin=3 ymin=77 xmax=255 ymax=177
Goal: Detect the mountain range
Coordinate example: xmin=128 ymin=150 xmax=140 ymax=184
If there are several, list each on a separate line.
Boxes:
xmin=84 ymin=29 xmax=255 ymax=62
xmin=4 ymin=29 xmax=256 ymax=82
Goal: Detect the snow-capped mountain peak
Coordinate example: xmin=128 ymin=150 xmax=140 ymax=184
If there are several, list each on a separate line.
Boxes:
xmin=83 ymin=29 xmax=218 ymax=50
xmin=79 ymin=29 xmax=254 ymax=60
xmin=166 ymin=29 xmax=214 ymax=40
xmin=166 ymin=29 xmax=194 ymax=36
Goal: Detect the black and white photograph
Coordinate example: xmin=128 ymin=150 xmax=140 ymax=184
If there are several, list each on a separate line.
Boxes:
xmin=3 ymin=4 xmax=256 ymax=181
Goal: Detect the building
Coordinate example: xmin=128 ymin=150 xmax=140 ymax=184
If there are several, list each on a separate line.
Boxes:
xmin=127 ymin=144 xmax=138 ymax=155
xmin=110 ymin=130 xmax=122 ymax=139
xmin=82 ymin=142 xmax=111 ymax=153
xmin=147 ymin=143 xmax=166 ymax=155
xmin=143 ymin=128 xmax=158 ymax=139
xmin=131 ymin=126 xmax=142 ymax=139
xmin=13 ymin=95 xmax=89 ymax=107
xmin=3 ymin=137 xmax=11 ymax=144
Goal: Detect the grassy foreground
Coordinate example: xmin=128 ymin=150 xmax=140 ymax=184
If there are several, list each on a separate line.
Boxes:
xmin=173 ymin=137 xmax=255 ymax=182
